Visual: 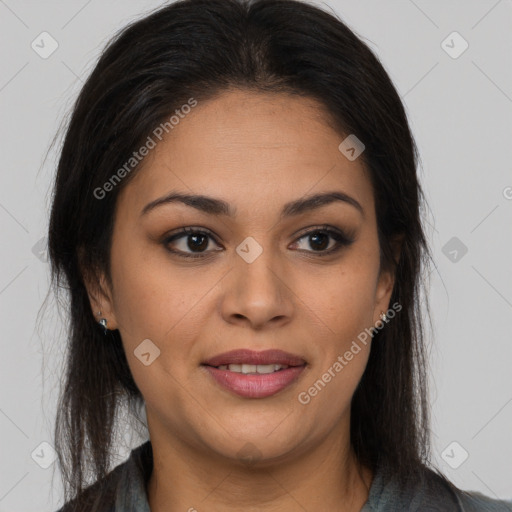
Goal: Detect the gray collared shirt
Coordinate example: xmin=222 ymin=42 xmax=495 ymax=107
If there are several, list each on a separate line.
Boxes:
xmin=58 ymin=440 xmax=512 ymax=511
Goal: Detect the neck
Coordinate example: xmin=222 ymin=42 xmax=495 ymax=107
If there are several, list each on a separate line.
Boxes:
xmin=146 ymin=420 xmax=372 ymax=512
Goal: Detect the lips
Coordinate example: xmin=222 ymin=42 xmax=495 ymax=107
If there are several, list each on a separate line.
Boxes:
xmin=201 ymin=349 xmax=307 ymax=398
xmin=203 ymin=365 xmax=306 ymax=398
xmin=202 ymin=349 xmax=306 ymax=368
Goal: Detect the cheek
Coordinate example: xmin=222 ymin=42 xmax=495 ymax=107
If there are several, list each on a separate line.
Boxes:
xmin=109 ymin=253 xmax=206 ymax=413
xmin=296 ymin=274 xmax=375 ymax=424
xmin=110 ymin=240 xmax=202 ymax=340
xmin=291 ymin=252 xmax=378 ymax=411
xmin=297 ymin=261 xmax=378 ymax=345
xmin=109 ymin=242 xmax=224 ymax=395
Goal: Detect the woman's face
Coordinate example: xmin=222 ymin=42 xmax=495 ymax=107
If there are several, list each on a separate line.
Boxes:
xmin=89 ymin=89 xmax=396 ymax=464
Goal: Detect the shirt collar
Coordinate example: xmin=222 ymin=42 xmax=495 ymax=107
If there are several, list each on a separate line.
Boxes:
xmin=115 ymin=440 xmax=152 ymax=512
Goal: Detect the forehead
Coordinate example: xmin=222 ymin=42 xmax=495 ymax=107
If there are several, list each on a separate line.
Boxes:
xmin=117 ymin=89 xmax=374 ymax=220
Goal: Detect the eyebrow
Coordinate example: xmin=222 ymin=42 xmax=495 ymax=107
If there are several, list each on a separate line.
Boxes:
xmin=140 ymin=190 xmax=364 ymax=219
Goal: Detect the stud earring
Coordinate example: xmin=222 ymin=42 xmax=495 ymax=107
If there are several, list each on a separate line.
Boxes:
xmin=96 ymin=311 xmax=109 ymax=335
xmin=380 ymin=311 xmax=387 ymax=322
xmin=98 ymin=318 xmax=108 ymax=334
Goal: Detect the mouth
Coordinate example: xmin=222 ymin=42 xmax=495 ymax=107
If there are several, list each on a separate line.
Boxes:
xmin=205 ymin=363 xmax=296 ymax=374
xmin=201 ymin=349 xmax=307 ymax=398
xmin=202 ymin=348 xmax=306 ymax=368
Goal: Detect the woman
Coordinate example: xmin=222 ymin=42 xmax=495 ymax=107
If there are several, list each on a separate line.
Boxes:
xmin=48 ymin=0 xmax=512 ymax=510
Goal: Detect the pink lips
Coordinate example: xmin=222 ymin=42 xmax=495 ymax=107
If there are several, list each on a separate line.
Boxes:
xmin=202 ymin=349 xmax=306 ymax=367
xmin=202 ymin=349 xmax=307 ymax=398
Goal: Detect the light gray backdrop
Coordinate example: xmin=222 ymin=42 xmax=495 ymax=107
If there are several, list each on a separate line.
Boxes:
xmin=0 ymin=0 xmax=511 ymax=510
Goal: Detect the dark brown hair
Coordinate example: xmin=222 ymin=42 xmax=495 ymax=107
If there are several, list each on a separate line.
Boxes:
xmin=48 ymin=0 xmax=437 ymax=508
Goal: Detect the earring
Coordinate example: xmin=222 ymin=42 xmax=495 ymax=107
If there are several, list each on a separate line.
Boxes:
xmin=96 ymin=311 xmax=108 ymax=335
xmin=98 ymin=318 xmax=108 ymax=334
xmin=380 ymin=311 xmax=387 ymax=322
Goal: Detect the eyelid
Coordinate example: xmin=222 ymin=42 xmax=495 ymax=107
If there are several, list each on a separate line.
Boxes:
xmin=161 ymin=227 xmax=222 ymax=259
xmin=161 ymin=224 xmax=355 ymax=258
xmin=163 ymin=226 xmax=220 ymax=242
xmin=293 ymin=224 xmax=354 ymax=242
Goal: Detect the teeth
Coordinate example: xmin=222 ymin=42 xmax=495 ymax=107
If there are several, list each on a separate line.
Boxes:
xmin=216 ymin=363 xmax=289 ymax=374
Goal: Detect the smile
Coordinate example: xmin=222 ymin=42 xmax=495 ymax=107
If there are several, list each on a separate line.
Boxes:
xmin=215 ymin=363 xmax=289 ymax=373
xmin=202 ymin=363 xmax=306 ymax=398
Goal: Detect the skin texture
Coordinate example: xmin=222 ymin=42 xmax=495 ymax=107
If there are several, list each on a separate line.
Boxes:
xmin=85 ymin=89 xmax=399 ymax=511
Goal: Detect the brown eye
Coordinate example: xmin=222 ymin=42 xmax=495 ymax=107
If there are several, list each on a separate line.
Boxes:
xmin=163 ymin=228 xmax=221 ymax=258
xmin=291 ymin=227 xmax=354 ymax=256
xmin=162 ymin=225 xmax=354 ymax=260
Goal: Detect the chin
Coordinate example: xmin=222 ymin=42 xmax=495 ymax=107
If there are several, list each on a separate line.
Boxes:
xmin=198 ymin=423 xmax=306 ymax=465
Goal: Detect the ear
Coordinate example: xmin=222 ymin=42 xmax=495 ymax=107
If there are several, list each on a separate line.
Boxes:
xmin=373 ymin=234 xmax=403 ymax=323
xmin=79 ymin=250 xmax=119 ymax=330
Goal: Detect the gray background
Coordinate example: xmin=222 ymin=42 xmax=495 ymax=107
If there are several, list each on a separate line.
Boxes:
xmin=0 ymin=0 xmax=511 ymax=510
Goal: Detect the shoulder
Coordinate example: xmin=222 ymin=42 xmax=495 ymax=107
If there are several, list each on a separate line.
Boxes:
xmin=53 ymin=462 xmax=124 ymax=512
xmin=415 ymin=468 xmax=512 ymax=512
xmin=54 ymin=441 xmax=152 ymax=512
xmin=365 ymin=464 xmax=512 ymax=512
xmin=424 ymin=469 xmax=512 ymax=512
xmin=454 ymin=488 xmax=512 ymax=512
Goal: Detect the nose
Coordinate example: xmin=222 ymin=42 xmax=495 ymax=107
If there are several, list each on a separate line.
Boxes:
xmin=219 ymin=245 xmax=294 ymax=330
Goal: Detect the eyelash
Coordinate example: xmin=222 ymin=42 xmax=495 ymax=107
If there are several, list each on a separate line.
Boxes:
xmin=162 ymin=225 xmax=355 ymax=260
